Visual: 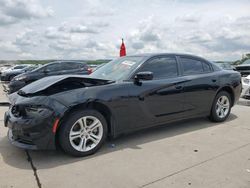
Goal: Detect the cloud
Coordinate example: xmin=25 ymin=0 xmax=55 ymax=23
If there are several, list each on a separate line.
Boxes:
xmin=125 ymin=12 xmax=250 ymax=60
xmin=0 ymin=0 xmax=54 ymax=26
xmin=87 ymin=7 xmax=114 ymax=17
xmin=19 ymin=52 xmax=33 ymax=58
xmin=140 ymin=31 xmax=160 ymax=42
xmin=128 ymin=16 xmax=164 ymax=53
xmin=44 ymin=26 xmax=71 ymax=40
xmin=0 ymin=0 xmax=250 ymax=60
xmin=175 ymin=14 xmax=201 ymax=23
xmin=14 ymin=29 xmax=37 ymax=46
xmin=0 ymin=41 xmax=20 ymax=53
xmin=131 ymin=42 xmax=144 ymax=50
xmin=50 ymin=21 xmax=108 ymax=36
xmin=69 ymin=24 xmax=98 ymax=34
xmin=0 ymin=14 xmax=17 ymax=25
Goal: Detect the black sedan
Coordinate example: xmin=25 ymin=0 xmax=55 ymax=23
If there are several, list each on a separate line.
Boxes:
xmin=1 ymin=65 xmax=38 ymax=82
xmin=1 ymin=65 xmax=30 ymax=81
xmin=8 ymin=61 xmax=91 ymax=94
xmin=4 ymin=53 xmax=242 ymax=157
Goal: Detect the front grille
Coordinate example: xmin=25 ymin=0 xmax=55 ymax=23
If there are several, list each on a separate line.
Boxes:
xmin=16 ymin=137 xmax=34 ymax=145
xmin=12 ymin=130 xmax=34 ymax=145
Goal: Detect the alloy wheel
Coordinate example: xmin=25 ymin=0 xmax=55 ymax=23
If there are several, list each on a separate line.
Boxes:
xmin=69 ymin=116 xmax=103 ymax=152
xmin=215 ymin=95 xmax=230 ymax=119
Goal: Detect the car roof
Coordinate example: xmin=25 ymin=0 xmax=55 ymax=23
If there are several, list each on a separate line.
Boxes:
xmin=127 ymin=53 xmax=210 ymax=61
xmin=46 ymin=61 xmax=86 ymax=65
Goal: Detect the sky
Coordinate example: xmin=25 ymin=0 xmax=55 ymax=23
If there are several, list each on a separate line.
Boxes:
xmin=0 ymin=0 xmax=250 ymax=61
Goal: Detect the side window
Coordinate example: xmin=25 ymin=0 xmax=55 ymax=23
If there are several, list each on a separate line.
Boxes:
xmin=180 ymin=57 xmax=204 ymax=75
xmin=61 ymin=62 xmax=78 ymax=70
xmin=202 ymin=62 xmax=212 ymax=72
xmin=45 ymin=64 xmax=60 ymax=72
xmin=139 ymin=56 xmax=178 ymax=79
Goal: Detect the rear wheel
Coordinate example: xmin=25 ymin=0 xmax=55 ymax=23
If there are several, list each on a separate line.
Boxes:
xmin=58 ymin=109 xmax=107 ymax=157
xmin=210 ymin=91 xmax=232 ymax=122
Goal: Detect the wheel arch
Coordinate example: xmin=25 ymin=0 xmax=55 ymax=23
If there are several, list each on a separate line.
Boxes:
xmin=55 ymin=101 xmax=115 ymax=142
xmin=216 ymin=86 xmax=235 ymax=106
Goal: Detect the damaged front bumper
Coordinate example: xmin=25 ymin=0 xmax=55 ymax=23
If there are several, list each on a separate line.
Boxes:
xmin=4 ymin=106 xmax=58 ymax=150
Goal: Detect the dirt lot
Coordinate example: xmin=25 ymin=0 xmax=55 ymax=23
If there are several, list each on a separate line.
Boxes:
xmin=0 ymin=84 xmax=250 ymax=188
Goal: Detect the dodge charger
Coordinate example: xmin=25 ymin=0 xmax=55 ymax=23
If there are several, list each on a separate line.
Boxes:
xmin=4 ymin=53 xmax=242 ymax=157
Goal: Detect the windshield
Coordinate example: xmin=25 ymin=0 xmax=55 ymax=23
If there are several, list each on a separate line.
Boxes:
xmin=242 ymin=59 xmax=250 ymax=64
xmin=91 ymin=56 xmax=144 ymax=81
xmin=31 ymin=63 xmax=49 ymax=72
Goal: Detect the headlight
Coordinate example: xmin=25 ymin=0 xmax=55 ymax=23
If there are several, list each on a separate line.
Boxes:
xmin=11 ymin=105 xmax=52 ymax=117
xmin=243 ymin=78 xmax=250 ymax=85
xmin=14 ymin=75 xmax=27 ymax=81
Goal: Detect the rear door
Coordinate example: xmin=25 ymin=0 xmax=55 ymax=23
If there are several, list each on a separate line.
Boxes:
xmin=44 ymin=63 xmax=64 ymax=76
xmin=178 ymin=56 xmax=218 ymax=116
xmin=58 ymin=62 xmax=89 ymax=75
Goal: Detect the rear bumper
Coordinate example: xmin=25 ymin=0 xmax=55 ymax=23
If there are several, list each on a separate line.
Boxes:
xmin=4 ymin=109 xmax=57 ymax=150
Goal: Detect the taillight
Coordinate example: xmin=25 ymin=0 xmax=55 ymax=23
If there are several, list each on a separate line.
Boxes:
xmin=87 ymin=68 xmax=92 ymax=74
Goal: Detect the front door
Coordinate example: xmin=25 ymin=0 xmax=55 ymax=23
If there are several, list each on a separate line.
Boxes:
xmin=128 ymin=56 xmax=186 ymax=130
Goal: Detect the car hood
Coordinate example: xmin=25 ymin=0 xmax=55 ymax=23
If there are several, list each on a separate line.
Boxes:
xmin=17 ymin=75 xmax=114 ymax=97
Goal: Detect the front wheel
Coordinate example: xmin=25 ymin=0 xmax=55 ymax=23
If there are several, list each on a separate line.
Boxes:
xmin=210 ymin=91 xmax=232 ymax=122
xmin=58 ymin=109 xmax=107 ymax=157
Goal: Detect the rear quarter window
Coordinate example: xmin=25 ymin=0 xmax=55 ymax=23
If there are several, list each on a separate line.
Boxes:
xmin=180 ymin=57 xmax=212 ymax=75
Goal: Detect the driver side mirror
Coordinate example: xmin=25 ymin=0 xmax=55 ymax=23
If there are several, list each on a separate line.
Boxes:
xmin=134 ymin=71 xmax=153 ymax=85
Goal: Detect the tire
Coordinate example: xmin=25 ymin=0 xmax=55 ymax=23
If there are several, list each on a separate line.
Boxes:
xmin=58 ymin=109 xmax=107 ymax=157
xmin=210 ymin=91 xmax=232 ymax=122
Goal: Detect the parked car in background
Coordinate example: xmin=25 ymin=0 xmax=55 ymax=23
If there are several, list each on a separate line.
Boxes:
xmin=88 ymin=64 xmax=98 ymax=73
xmin=1 ymin=64 xmax=29 ymax=78
xmin=0 ymin=64 xmax=12 ymax=75
xmin=5 ymin=53 xmax=242 ymax=157
xmin=8 ymin=61 xmax=90 ymax=94
xmin=235 ymin=59 xmax=250 ymax=76
xmin=215 ymin=62 xmax=235 ymax=70
xmin=1 ymin=65 xmax=38 ymax=82
xmin=241 ymin=75 xmax=250 ymax=99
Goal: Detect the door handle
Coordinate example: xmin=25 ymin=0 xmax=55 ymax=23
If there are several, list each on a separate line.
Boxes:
xmin=175 ymin=85 xmax=183 ymax=90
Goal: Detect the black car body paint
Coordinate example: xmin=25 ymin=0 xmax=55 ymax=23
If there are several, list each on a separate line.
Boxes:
xmin=4 ymin=53 xmax=242 ymax=150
